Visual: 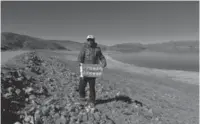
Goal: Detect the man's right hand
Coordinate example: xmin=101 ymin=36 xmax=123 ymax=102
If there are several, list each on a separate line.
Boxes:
xmin=80 ymin=63 xmax=83 ymax=77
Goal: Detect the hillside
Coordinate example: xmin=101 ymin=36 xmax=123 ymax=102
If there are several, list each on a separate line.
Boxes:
xmin=1 ymin=32 xmax=69 ymax=51
xmin=2 ymin=32 xmax=198 ymax=53
xmin=1 ymin=50 xmax=198 ymax=124
xmin=1 ymin=32 xmax=107 ymax=51
xmin=52 ymin=40 xmax=107 ymax=51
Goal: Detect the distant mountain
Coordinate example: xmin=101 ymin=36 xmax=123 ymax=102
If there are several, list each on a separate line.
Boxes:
xmin=2 ymin=32 xmax=198 ymax=53
xmin=109 ymin=43 xmax=146 ymax=53
xmin=145 ymin=40 xmax=199 ymax=53
xmin=109 ymin=40 xmax=199 ymax=53
xmin=52 ymin=40 xmax=107 ymax=51
xmin=1 ymin=32 xmax=69 ymax=51
xmin=1 ymin=32 xmax=107 ymax=51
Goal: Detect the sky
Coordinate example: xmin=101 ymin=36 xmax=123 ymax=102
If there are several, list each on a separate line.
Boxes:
xmin=1 ymin=1 xmax=199 ymax=45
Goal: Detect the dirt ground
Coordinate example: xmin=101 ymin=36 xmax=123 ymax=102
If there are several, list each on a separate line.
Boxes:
xmin=1 ymin=50 xmax=199 ymax=124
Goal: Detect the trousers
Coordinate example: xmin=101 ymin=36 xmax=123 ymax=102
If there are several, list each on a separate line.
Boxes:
xmin=79 ymin=77 xmax=96 ymax=103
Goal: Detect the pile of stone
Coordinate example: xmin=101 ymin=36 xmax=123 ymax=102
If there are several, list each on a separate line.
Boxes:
xmin=1 ymin=52 xmax=50 ymax=124
xmin=2 ymin=51 xmax=162 ymax=124
xmin=1 ymin=52 xmax=114 ymax=124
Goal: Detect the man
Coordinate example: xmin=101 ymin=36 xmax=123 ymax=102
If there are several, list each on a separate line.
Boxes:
xmin=78 ymin=35 xmax=107 ymax=107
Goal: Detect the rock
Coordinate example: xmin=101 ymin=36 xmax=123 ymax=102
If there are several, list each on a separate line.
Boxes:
xmin=60 ymin=115 xmax=68 ymax=124
xmin=49 ymin=109 xmax=56 ymax=115
xmin=69 ymin=111 xmax=76 ymax=117
xmin=8 ymin=79 xmax=13 ymax=83
xmin=141 ymin=108 xmax=153 ymax=120
xmin=61 ymin=111 xmax=68 ymax=117
xmin=41 ymin=106 xmax=50 ymax=116
xmin=55 ymin=105 xmax=61 ymax=111
xmin=77 ymin=114 xmax=83 ymax=122
xmin=100 ymin=120 xmax=107 ymax=124
xmin=50 ymin=104 xmax=55 ymax=109
xmin=14 ymin=122 xmax=21 ymax=124
xmin=24 ymin=56 xmax=29 ymax=61
xmin=17 ymin=77 xmax=24 ymax=81
xmin=6 ymin=74 xmax=12 ymax=79
xmin=44 ymin=97 xmax=54 ymax=105
xmin=25 ymin=87 xmax=33 ymax=94
xmin=34 ymin=110 xmax=43 ymax=124
xmin=3 ymin=92 xmax=12 ymax=98
xmin=148 ymin=108 xmax=153 ymax=115
xmin=82 ymin=114 xmax=88 ymax=122
xmin=69 ymin=116 xmax=77 ymax=124
xmin=90 ymin=108 xmax=96 ymax=113
xmin=27 ymin=106 xmax=36 ymax=114
xmin=69 ymin=106 xmax=76 ymax=112
xmin=157 ymin=121 xmax=162 ymax=124
xmin=24 ymin=115 xmax=32 ymax=122
xmin=54 ymin=113 xmax=60 ymax=119
xmin=29 ymin=95 xmax=36 ymax=100
xmin=56 ymin=118 xmax=61 ymax=124
xmin=15 ymin=89 xmax=21 ymax=95
xmin=40 ymin=86 xmax=48 ymax=95
xmin=87 ymin=120 xmax=94 ymax=124
xmin=25 ymin=67 xmax=29 ymax=70
xmin=7 ymin=87 xmax=14 ymax=93
xmin=94 ymin=112 xmax=101 ymax=121
xmin=88 ymin=113 xmax=95 ymax=122
xmin=154 ymin=117 xmax=159 ymax=121
xmin=19 ymin=114 xmax=25 ymax=119
xmin=105 ymin=120 xmax=115 ymax=124
xmin=71 ymin=73 xmax=76 ymax=76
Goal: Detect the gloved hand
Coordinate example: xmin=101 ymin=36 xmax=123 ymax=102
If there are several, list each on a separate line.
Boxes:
xmin=100 ymin=63 xmax=106 ymax=69
xmin=79 ymin=63 xmax=83 ymax=77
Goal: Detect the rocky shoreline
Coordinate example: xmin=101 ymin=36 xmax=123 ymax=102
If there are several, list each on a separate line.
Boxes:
xmin=1 ymin=51 xmax=197 ymax=124
xmin=1 ymin=51 xmax=132 ymax=124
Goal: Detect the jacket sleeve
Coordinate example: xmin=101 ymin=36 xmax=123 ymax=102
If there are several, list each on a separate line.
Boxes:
xmin=98 ymin=48 xmax=107 ymax=68
xmin=78 ymin=46 xmax=85 ymax=63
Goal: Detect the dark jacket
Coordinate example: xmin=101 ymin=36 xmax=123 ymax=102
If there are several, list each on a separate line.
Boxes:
xmin=78 ymin=42 xmax=107 ymax=68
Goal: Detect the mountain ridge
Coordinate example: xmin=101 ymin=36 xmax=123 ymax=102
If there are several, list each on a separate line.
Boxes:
xmin=1 ymin=32 xmax=198 ymax=53
xmin=1 ymin=32 xmax=107 ymax=51
xmin=109 ymin=40 xmax=199 ymax=53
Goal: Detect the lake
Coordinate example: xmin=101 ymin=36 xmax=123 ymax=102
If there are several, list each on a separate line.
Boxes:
xmin=109 ymin=51 xmax=199 ymax=72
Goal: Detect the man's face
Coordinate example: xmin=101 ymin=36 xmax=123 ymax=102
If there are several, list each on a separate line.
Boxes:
xmin=87 ymin=39 xmax=95 ymax=46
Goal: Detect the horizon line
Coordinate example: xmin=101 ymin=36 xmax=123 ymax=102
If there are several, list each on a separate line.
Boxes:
xmin=1 ymin=31 xmax=199 ymax=46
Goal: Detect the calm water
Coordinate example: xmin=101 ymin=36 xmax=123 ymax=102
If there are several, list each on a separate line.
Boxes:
xmin=1 ymin=51 xmax=29 ymax=64
xmin=110 ymin=51 xmax=199 ymax=72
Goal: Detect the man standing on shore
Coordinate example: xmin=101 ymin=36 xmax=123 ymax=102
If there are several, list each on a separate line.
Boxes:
xmin=78 ymin=35 xmax=107 ymax=107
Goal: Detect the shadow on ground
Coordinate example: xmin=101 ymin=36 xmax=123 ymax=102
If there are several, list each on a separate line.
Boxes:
xmin=96 ymin=95 xmax=133 ymax=105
